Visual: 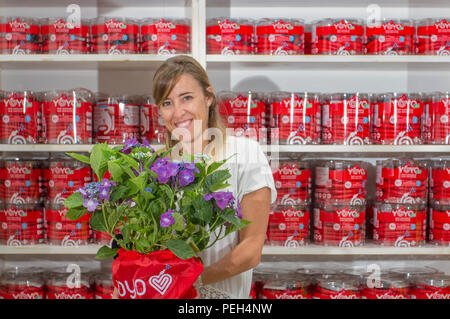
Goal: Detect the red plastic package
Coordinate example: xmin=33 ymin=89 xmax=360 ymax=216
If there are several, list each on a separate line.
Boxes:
xmin=112 ymin=248 xmax=203 ymax=299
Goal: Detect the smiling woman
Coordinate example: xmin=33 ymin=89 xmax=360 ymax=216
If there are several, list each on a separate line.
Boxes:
xmin=152 ymin=55 xmax=226 ymax=157
xmin=148 ymin=55 xmax=277 ymax=299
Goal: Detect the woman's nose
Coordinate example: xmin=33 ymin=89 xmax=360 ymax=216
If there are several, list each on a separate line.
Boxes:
xmin=172 ymin=101 xmax=187 ymax=118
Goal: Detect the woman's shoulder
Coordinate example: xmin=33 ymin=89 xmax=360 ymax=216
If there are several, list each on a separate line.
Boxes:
xmin=224 ymin=135 xmax=265 ymax=162
xmin=225 ymin=135 xmax=261 ymax=151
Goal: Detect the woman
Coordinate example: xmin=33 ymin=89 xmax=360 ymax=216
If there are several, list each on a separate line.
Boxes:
xmin=115 ymin=55 xmax=276 ymax=298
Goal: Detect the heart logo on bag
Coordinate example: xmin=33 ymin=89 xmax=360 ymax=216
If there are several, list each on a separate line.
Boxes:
xmin=149 ymin=268 xmax=173 ymax=295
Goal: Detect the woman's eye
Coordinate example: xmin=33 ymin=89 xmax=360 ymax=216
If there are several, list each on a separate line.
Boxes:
xmin=162 ymin=101 xmax=171 ymax=107
xmin=183 ymin=95 xmax=192 ymax=101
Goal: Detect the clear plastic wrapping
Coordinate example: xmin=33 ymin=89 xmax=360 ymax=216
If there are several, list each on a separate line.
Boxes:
xmin=255 ymin=18 xmax=305 ymax=55
xmin=268 ymin=91 xmax=321 ymax=145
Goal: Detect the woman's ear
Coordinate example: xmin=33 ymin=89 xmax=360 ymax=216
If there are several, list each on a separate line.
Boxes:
xmin=206 ymin=86 xmax=214 ymax=107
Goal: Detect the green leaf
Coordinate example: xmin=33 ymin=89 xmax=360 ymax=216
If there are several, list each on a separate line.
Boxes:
xmin=165 ymin=239 xmax=196 ymax=260
xmin=205 ymin=169 xmax=231 ymax=192
xmin=95 ymin=245 xmax=119 ymax=260
xmin=108 ymin=161 xmax=124 ymax=180
xmin=109 ymin=185 xmax=128 ymax=203
xmin=172 ymin=212 xmax=185 ymax=232
xmin=64 ymin=206 xmax=87 ymax=221
xmin=206 ymin=155 xmax=234 ymax=175
xmin=64 ymin=192 xmax=84 ymax=209
xmin=90 ymin=144 xmax=109 ymax=180
xmin=66 ymin=152 xmax=90 ymax=165
xmin=117 ymin=152 xmax=139 ymax=171
xmin=90 ymin=210 xmax=107 ymax=232
xmin=130 ymin=171 xmax=148 ymax=192
xmin=107 ymin=207 xmax=122 ymax=229
xmin=192 ymin=194 xmax=213 ymax=224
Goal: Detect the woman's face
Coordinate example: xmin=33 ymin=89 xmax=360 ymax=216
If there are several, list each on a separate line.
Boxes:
xmin=159 ymin=73 xmax=213 ymax=145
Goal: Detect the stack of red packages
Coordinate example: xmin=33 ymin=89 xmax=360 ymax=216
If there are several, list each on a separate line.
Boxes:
xmin=0 ymin=17 xmax=40 ymax=54
xmin=422 ymin=92 xmax=450 ymax=144
xmin=40 ymin=18 xmax=89 ymax=54
xmin=268 ymin=91 xmax=321 ymax=145
xmin=250 ymin=267 xmax=275 ymax=299
xmin=430 ymin=160 xmax=450 ymax=205
xmin=371 ymin=93 xmax=424 ymax=145
xmin=0 ymin=155 xmax=44 ymax=205
xmin=271 ymin=158 xmax=311 ymax=205
xmin=314 ymin=160 xmax=368 ymax=205
xmin=262 ymin=273 xmax=311 ymax=299
xmin=44 ymin=204 xmax=90 ymax=246
xmin=372 ymin=202 xmax=427 ymax=247
xmin=93 ymin=271 xmax=115 ymax=299
xmin=429 ymin=160 xmax=450 ymax=246
xmin=410 ymin=273 xmax=450 ymax=299
xmin=140 ymin=18 xmax=190 ymax=54
xmin=45 ymin=269 xmax=94 ymax=299
xmin=311 ymin=275 xmax=361 ymax=299
xmin=0 ymin=91 xmax=42 ymax=144
xmin=267 ymin=158 xmax=311 ymax=247
xmin=217 ymin=91 xmax=267 ymax=143
xmin=93 ymin=93 xmax=140 ymax=144
xmin=90 ymin=17 xmax=139 ymax=54
xmin=312 ymin=18 xmax=365 ymax=55
xmin=429 ymin=202 xmax=450 ymax=246
xmin=313 ymin=160 xmax=368 ymax=247
xmin=313 ymin=203 xmax=366 ymax=247
xmin=365 ymin=19 xmax=415 ymax=55
xmin=360 ymin=272 xmax=412 ymax=299
xmin=255 ymin=18 xmax=305 ymax=55
xmin=266 ymin=204 xmax=310 ymax=247
xmin=44 ymin=153 xmax=91 ymax=207
xmin=139 ymin=95 xmax=167 ymax=144
xmin=321 ymin=93 xmax=371 ymax=145
xmin=304 ymin=24 xmax=313 ymax=54
xmin=0 ymin=204 xmax=45 ymax=246
xmin=416 ymin=18 xmax=450 ymax=56
xmin=206 ymin=18 xmax=254 ymax=55
xmin=41 ymin=88 xmax=93 ymax=144
xmin=375 ymin=159 xmax=429 ymax=205
xmin=0 ymin=268 xmax=45 ymax=299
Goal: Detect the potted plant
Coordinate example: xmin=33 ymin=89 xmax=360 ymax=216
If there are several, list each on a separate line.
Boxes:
xmin=63 ymin=138 xmax=249 ymax=299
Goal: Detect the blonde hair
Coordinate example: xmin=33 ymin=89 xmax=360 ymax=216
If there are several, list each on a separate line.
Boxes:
xmin=152 ymin=55 xmax=226 ymax=159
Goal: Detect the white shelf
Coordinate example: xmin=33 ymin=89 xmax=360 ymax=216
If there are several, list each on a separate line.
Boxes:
xmin=1 ymin=144 xmax=450 ymax=154
xmin=262 ymin=144 xmax=450 ymax=153
xmin=262 ymin=244 xmax=450 ymax=256
xmin=1 ymin=244 xmax=449 ymax=255
xmin=0 ymin=54 xmax=182 ymax=70
xmin=207 ymin=54 xmax=450 ymax=64
xmin=0 ymin=244 xmax=103 ymax=255
xmin=0 ymin=144 xmax=166 ymax=152
xmin=1 ymin=54 xmax=449 ymax=71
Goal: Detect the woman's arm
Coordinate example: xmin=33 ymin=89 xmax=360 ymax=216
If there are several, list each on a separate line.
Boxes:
xmin=200 ymin=187 xmax=271 ymax=285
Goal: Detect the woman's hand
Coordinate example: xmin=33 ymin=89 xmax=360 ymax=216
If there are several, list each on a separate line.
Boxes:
xmin=200 ymin=187 xmax=271 ymax=285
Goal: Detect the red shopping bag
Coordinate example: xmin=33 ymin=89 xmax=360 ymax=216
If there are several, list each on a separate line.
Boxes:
xmin=112 ymin=248 xmax=203 ymax=299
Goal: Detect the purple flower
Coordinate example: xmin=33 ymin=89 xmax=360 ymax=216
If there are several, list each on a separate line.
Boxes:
xmin=178 ymin=169 xmax=195 ymax=187
xmin=204 ymin=192 xmax=235 ymax=210
xmin=160 ymin=209 xmax=175 ymax=227
xmin=235 ymin=200 xmax=243 ymax=219
xmin=120 ymin=138 xmax=138 ymax=154
xmin=84 ymin=198 xmax=99 ymax=212
xmin=150 ymin=157 xmax=180 ymax=184
xmin=98 ymin=186 xmax=110 ymax=200
xmin=212 ymin=191 xmax=235 ymax=210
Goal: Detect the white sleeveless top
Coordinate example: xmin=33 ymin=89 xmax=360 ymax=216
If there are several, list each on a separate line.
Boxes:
xmin=198 ymin=135 xmax=277 ymax=299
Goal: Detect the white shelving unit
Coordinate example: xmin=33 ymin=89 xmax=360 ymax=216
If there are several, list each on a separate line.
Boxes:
xmin=2 ymin=243 xmax=450 ymax=256
xmin=0 ymin=0 xmax=449 ymax=276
